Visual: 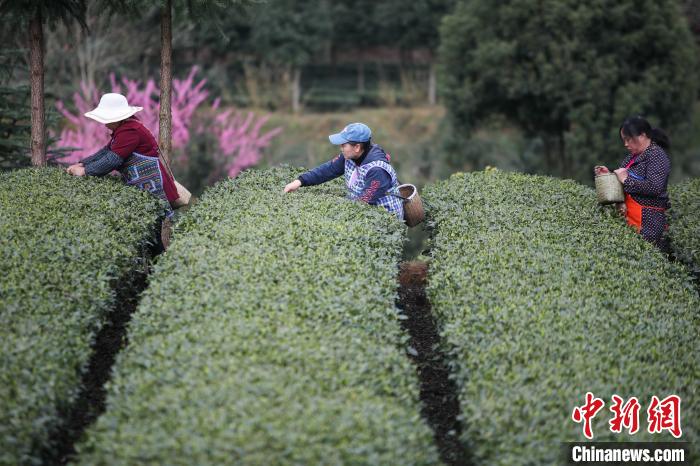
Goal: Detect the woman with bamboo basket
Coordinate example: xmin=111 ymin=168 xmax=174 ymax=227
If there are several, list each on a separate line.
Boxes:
xmin=594 ymin=116 xmax=671 ymax=250
xmin=65 ymin=93 xmax=190 ymax=216
xmin=284 ymin=122 xmax=424 ymax=226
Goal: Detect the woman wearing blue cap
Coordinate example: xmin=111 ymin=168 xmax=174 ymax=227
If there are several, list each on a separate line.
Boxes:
xmin=284 ymin=122 xmax=404 ymax=220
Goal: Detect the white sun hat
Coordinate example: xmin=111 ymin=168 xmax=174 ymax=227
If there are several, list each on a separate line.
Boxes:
xmin=84 ymin=93 xmax=143 ymax=124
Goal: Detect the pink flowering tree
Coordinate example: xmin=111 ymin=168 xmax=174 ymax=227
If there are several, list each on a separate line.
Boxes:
xmin=53 ymin=66 xmax=282 ymax=179
xmin=207 ymin=98 xmax=282 ymax=178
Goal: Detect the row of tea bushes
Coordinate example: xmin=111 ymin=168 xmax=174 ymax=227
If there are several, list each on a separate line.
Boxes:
xmin=423 ymin=170 xmax=699 ymax=465
xmin=0 ymin=168 xmax=163 ymax=465
xmin=669 ymin=178 xmax=700 ymax=274
xmin=75 ymin=168 xmax=439 ymax=465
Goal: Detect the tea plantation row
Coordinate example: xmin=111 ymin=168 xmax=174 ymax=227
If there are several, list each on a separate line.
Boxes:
xmin=3 ymin=166 xmax=697 ymax=465
xmin=670 ymin=178 xmax=700 ymax=274
xmin=0 ymin=169 xmax=163 ymax=465
xmin=423 ymin=171 xmax=700 ymax=465
xmin=73 ymin=168 xmax=439 ymax=465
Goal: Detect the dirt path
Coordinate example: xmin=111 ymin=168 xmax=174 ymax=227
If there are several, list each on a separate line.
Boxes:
xmin=39 ymin=237 xmax=161 ymax=465
xmin=397 ymin=261 xmax=472 ymax=466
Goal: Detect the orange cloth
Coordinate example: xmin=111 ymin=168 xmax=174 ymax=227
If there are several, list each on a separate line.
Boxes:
xmin=624 ymin=194 xmax=643 ymax=232
xmin=624 ymin=193 xmax=666 ymax=233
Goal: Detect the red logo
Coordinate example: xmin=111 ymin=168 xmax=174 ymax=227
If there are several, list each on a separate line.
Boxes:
xmin=572 ymin=393 xmax=682 ymax=439
xmin=609 ymin=395 xmax=641 ymax=435
xmin=647 ymin=395 xmax=682 ymax=438
xmin=572 ymin=392 xmax=605 ymax=439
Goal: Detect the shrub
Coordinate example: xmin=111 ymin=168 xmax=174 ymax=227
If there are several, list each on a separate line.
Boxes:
xmin=75 ymin=167 xmax=439 ymax=465
xmin=669 ymin=178 xmax=700 ymax=274
xmin=0 ymin=168 xmax=163 ymax=465
xmin=423 ymin=170 xmax=700 ymax=465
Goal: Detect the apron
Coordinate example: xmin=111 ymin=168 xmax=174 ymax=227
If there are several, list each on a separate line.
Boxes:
xmin=119 ymin=152 xmax=169 ymax=202
xmin=118 ymin=151 xmax=174 ymax=219
xmin=111 ymin=119 xmax=176 ymax=217
xmin=623 ymin=155 xmax=666 ymax=233
xmin=345 ymin=159 xmax=404 ymax=219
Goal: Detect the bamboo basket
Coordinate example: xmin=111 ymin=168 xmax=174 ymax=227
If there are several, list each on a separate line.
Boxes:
xmin=595 ymin=173 xmax=624 ymax=204
xmin=158 ymin=151 xmax=192 ymax=209
xmin=397 ymin=184 xmax=425 ymax=227
xmin=172 ymin=180 xmax=192 ymax=208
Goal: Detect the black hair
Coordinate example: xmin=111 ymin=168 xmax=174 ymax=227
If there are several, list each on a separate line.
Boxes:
xmin=349 ymin=139 xmax=372 ymax=153
xmin=620 ymin=116 xmax=670 ymax=150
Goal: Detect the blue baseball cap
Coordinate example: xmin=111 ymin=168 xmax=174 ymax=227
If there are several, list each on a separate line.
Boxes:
xmin=328 ymin=122 xmax=372 ymax=145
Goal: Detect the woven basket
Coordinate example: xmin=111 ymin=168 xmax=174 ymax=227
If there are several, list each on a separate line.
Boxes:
xmin=398 ymin=184 xmax=425 ymax=227
xmin=172 ymin=180 xmax=192 ymax=208
xmin=158 ymin=151 xmax=192 ymax=209
xmin=595 ymin=173 xmax=624 ymax=204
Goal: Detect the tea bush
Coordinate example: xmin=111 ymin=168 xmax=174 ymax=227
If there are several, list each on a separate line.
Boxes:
xmin=75 ymin=167 xmax=439 ymax=465
xmin=670 ymin=178 xmax=700 ymax=274
xmin=423 ymin=170 xmax=700 ymax=465
xmin=0 ymin=168 xmax=163 ymax=465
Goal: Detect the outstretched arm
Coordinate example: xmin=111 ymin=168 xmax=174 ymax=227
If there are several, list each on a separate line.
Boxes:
xmin=79 ymin=146 xmax=109 ymax=165
xmin=83 ymin=149 xmax=124 ymax=176
xmin=67 ymin=149 xmax=124 ymax=177
xmin=297 ymin=155 xmax=345 ymax=187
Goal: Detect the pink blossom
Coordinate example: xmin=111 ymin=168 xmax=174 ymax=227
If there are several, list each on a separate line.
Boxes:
xmin=53 ymin=67 xmax=282 ymax=179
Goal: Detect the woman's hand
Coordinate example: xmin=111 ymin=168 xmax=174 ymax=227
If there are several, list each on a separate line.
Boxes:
xmin=594 ymin=165 xmax=610 ymax=176
xmin=613 ymin=167 xmax=628 ymax=183
xmin=615 ymin=202 xmax=627 ymax=217
xmin=284 ymin=179 xmax=302 ymax=193
xmin=66 ymin=163 xmax=86 ymax=177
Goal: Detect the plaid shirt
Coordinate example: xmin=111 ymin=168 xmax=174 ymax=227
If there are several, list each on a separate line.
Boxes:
xmin=299 ymin=144 xmax=397 ymax=205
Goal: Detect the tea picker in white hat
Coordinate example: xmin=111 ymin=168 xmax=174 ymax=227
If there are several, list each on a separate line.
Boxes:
xmin=65 ymin=93 xmax=181 ymax=212
xmin=283 ymin=122 xmax=404 ymax=220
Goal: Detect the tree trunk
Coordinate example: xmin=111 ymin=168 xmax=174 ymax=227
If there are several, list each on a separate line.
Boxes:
xmin=558 ymin=131 xmax=568 ymax=178
xmin=543 ymin=135 xmax=553 ymax=174
xmin=29 ymin=9 xmax=46 ymax=167
xmin=428 ymin=62 xmax=437 ymax=106
xmin=357 ymin=62 xmax=365 ymax=95
xmin=291 ymin=66 xmax=301 ymax=113
xmin=159 ymin=0 xmax=173 ymax=164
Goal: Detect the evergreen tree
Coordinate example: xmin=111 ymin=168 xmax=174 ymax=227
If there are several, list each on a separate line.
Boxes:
xmin=247 ymin=0 xmax=333 ymax=112
xmin=0 ymin=0 xmax=87 ymax=167
xmin=0 ymin=49 xmax=31 ymax=170
xmin=107 ymin=0 xmax=246 ymax=163
xmin=329 ymin=0 xmax=379 ymax=99
xmin=440 ymin=0 xmax=699 ymax=180
xmin=375 ymin=0 xmax=456 ymax=104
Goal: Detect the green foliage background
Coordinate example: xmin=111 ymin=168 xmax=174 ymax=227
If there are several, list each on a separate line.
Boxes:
xmin=439 ymin=0 xmax=699 ymax=182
